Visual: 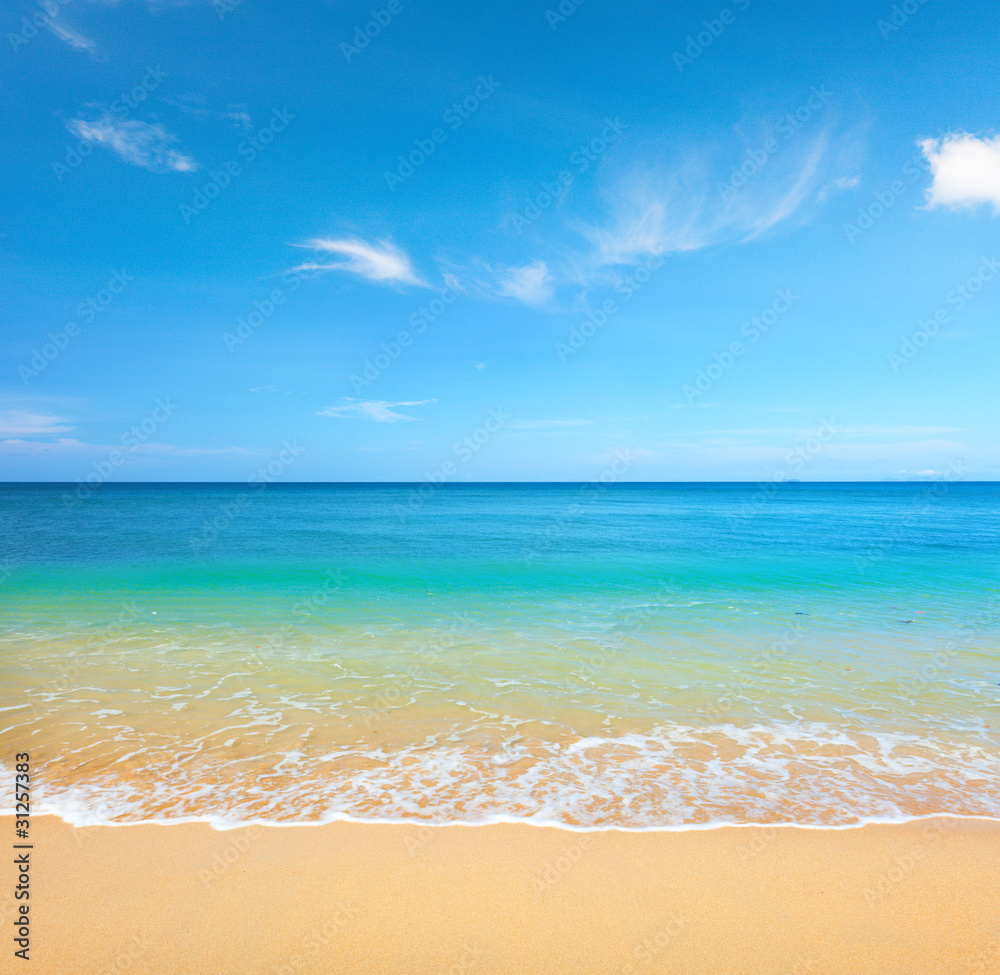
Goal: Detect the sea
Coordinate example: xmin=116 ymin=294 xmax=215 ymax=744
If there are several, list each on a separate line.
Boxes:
xmin=1 ymin=482 xmax=998 ymax=830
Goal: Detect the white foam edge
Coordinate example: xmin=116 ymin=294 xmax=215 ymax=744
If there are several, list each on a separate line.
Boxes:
xmin=15 ymin=803 xmax=1000 ymax=834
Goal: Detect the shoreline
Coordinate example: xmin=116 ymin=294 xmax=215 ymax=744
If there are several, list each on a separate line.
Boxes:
xmin=8 ymin=814 xmax=1000 ymax=974
xmin=29 ymin=807 xmax=1000 ymax=832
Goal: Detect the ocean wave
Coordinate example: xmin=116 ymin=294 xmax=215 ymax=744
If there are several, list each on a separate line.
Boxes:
xmin=19 ymin=720 xmax=1000 ymax=829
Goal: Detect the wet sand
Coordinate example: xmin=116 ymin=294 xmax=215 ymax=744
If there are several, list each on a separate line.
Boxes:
xmin=6 ymin=814 xmax=1000 ymax=974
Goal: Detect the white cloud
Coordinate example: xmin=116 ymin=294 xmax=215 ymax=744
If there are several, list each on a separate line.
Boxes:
xmin=296 ymin=120 xmax=846 ymax=311
xmin=0 ymin=438 xmax=90 ymax=454
xmin=316 ymin=399 xmax=434 ymax=422
xmin=226 ymin=108 xmax=252 ymax=130
xmin=165 ymin=96 xmax=252 ymax=131
xmin=437 ymin=259 xmax=555 ymax=307
xmin=47 ymin=19 xmax=96 ymax=54
xmin=818 ymin=174 xmax=861 ymax=202
xmin=575 ymin=131 xmax=838 ymax=276
xmin=578 ymin=166 xmax=707 ymax=266
xmin=163 ymin=94 xmax=210 ymax=118
xmin=293 ymin=238 xmax=427 ymax=287
xmin=66 ymin=115 xmax=198 ymax=173
xmin=493 ymin=261 xmax=554 ymax=306
xmin=920 ymin=132 xmax=1000 ymax=214
xmin=0 ymin=410 xmax=73 ymax=437
xmin=741 ymin=134 xmax=828 ymax=239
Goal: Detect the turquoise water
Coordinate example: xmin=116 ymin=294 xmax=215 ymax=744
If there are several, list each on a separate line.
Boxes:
xmin=1 ymin=482 xmax=998 ymax=827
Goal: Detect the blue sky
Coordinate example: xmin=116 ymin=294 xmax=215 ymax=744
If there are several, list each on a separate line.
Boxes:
xmin=2 ymin=0 xmax=999 ymax=482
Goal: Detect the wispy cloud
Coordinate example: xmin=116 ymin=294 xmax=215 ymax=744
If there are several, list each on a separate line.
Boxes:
xmin=226 ymin=108 xmax=252 ymax=130
xmin=442 ymin=135 xmax=834 ymax=303
xmin=47 ymin=19 xmax=96 ymax=55
xmin=920 ymin=132 xmax=1000 ymax=214
xmin=164 ymin=95 xmax=253 ymax=130
xmin=887 ymin=469 xmax=956 ymax=480
xmin=66 ymin=115 xmax=198 ymax=173
xmin=0 ymin=410 xmax=74 ymax=438
xmin=669 ymin=424 xmax=960 ymax=439
xmin=740 ymin=134 xmax=829 ymax=239
xmin=837 ymin=424 xmax=963 ymax=436
xmin=576 ymin=162 xmax=708 ymax=267
xmin=0 ymin=438 xmax=253 ymax=457
xmin=819 ymin=174 xmax=861 ymax=201
xmin=577 ymin=132 xmax=835 ymax=272
xmin=439 ymin=258 xmax=556 ymax=307
xmin=292 ymin=238 xmax=428 ymax=287
xmin=493 ymin=261 xmax=555 ymax=306
xmin=316 ymin=398 xmax=434 ymax=422
xmin=312 ymin=110 xmax=849 ymax=309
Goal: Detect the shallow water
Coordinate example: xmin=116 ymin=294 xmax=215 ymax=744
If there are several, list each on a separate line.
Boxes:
xmin=2 ymin=482 xmax=998 ymax=827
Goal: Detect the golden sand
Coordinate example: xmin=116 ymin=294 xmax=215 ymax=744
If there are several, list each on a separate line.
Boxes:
xmin=5 ymin=814 xmax=999 ymax=974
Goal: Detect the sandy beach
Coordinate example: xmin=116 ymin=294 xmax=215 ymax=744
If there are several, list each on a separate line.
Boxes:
xmin=6 ymin=814 xmax=999 ymax=974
